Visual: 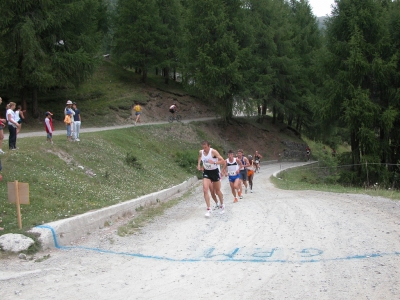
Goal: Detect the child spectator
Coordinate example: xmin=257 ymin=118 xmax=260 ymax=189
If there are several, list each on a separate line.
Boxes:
xmin=64 ymin=109 xmax=73 ymax=141
xmin=45 ymin=111 xmax=54 ymax=144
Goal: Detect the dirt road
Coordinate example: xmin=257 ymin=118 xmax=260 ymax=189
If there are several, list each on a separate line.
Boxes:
xmin=1 ymin=162 xmax=400 ymax=299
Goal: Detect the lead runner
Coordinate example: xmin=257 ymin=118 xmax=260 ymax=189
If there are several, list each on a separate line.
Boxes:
xmin=197 ymin=140 xmax=226 ymax=217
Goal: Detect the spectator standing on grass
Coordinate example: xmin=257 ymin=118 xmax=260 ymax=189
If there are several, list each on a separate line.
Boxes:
xmin=15 ymin=105 xmax=25 ymax=134
xmin=64 ymin=100 xmax=75 ymax=139
xmin=6 ymin=102 xmax=20 ymax=150
xmin=45 ymin=111 xmax=54 ymax=144
xmin=0 ymin=97 xmax=8 ymax=154
xmin=64 ymin=109 xmax=73 ymax=141
xmin=72 ymin=102 xmax=81 ymax=141
xmin=306 ymin=146 xmax=311 ymax=161
xmin=132 ymin=102 xmax=142 ymax=125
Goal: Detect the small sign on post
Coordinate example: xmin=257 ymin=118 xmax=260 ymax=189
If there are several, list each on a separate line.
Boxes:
xmin=8 ymin=180 xmax=30 ymax=229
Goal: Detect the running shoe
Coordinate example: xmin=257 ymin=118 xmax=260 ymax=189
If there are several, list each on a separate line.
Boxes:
xmin=245 ymin=188 xmax=248 ymax=194
xmin=0 ymin=149 xmax=4 ymax=154
xmin=219 ymin=205 xmax=225 ymax=214
xmin=233 ymin=197 xmax=238 ymax=203
xmin=250 ymin=189 xmax=253 ymax=193
xmin=213 ymin=203 xmax=220 ymax=210
xmin=205 ymin=209 xmax=212 ymax=217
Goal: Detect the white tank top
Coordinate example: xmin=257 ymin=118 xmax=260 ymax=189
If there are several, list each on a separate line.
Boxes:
xmin=201 ymin=148 xmax=218 ymax=170
xmin=226 ymin=158 xmax=239 ymax=176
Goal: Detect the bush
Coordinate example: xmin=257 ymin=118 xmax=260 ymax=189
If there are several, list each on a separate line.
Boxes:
xmin=125 ymin=152 xmax=142 ymax=169
xmin=175 ymin=150 xmax=200 ymax=178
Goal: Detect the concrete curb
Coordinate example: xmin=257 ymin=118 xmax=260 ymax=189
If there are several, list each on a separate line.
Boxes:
xmin=30 ymin=176 xmax=199 ymax=250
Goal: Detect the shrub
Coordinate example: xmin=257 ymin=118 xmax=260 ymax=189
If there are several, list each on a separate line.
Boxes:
xmin=125 ymin=152 xmax=142 ymax=169
xmin=175 ymin=150 xmax=200 ymax=178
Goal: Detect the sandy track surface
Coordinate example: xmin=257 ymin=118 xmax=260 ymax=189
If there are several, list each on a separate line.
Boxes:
xmin=1 ymin=162 xmax=400 ymax=299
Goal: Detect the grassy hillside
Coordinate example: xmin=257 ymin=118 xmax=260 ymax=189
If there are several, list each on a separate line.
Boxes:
xmin=0 ymin=123 xmax=201 ymax=234
xmin=0 ymin=60 xmax=315 ymax=237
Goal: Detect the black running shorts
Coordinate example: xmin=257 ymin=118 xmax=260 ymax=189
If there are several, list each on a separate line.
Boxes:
xmin=239 ymin=169 xmax=248 ymax=181
xmin=203 ymin=169 xmax=220 ymax=182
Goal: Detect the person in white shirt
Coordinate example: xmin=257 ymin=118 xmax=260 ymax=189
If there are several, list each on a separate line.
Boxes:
xmin=6 ymin=102 xmax=20 ymax=150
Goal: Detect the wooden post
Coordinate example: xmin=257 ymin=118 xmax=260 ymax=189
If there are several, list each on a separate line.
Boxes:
xmin=15 ymin=180 xmax=22 ymax=229
xmin=8 ymin=181 xmax=30 ymax=229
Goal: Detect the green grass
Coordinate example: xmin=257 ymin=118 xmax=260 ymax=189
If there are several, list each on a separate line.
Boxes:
xmin=0 ymin=123 xmax=203 ymax=235
xmin=271 ymin=164 xmax=400 ymax=200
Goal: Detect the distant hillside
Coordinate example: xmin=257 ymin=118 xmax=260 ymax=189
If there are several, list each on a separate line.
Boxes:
xmin=317 ymin=16 xmax=328 ymax=31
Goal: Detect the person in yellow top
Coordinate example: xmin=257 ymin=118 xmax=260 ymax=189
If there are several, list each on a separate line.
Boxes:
xmin=132 ymin=102 xmax=142 ymax=125
xmin=64 ymin=109 xmax=73 ymax=141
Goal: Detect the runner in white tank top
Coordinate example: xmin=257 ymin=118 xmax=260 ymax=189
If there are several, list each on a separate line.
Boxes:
xmin=222 ymin=150 xmax=243 ymax=203
xmin=197 ymin=140 xmax=226 ymax=217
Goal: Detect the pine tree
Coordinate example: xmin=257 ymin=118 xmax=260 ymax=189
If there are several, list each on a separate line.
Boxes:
xmin=288 ymin=0 xmax=322 ymax=132
xmin=113 ymin=0 xmax=164 ymax=83
xmin=0 ymin=0 xmax=107 ymax=116
xmin=181 ymin=0 xmax=243 ymax=120
xmin=320 ymin=0 xmax=398 ymax=182
xmin=156 ymin=0 xmax=183 ymax=84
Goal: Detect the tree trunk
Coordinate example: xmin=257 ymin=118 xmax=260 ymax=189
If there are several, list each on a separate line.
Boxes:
xmin=351 ymin=130 xmax=360 ymax=172
xmin=272 ymin=106 xmax=277 ymax=124
xmin=262 ymin=99 xmax=267 ymax=115
xmin=288 ymin=115 xmax=293 ymax=127
xmin=380 ymin=126 xmax=389 ymax=164
xmin=164 ymin=67 xmax=169 ymax=85
xmin=155 ymin=67 xmax=158 ymax=75
xmin=32 ymin=88 xmax=39 ymax=118
xmin=173 ymin=68 xmax=176 ymax=81
xmin=141 ymin=69 xmax=147 ymax=83
xmin=20 ymin=87 xmax=28 ymax=113
xmin=295 ymin=116 xmax=301 ymax=131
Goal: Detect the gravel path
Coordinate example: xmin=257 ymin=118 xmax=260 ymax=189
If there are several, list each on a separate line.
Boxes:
xmin=1 ymin=162 xmax=399 ymax=299
xmin=12 ymin=117 xmax=217 ymax=139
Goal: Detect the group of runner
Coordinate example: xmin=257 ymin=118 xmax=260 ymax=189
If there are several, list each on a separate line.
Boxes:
xmin=197 ymin=140 xmax=263 ymax=217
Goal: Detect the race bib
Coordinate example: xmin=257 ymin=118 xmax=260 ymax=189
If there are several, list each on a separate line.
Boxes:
xmin=255 ymin=160 xmax=259 ymax=164
xmin=227 ymin=164 xmax=237 ymax=176
xmin=203 ymin=162 xmax=213 ymax=170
